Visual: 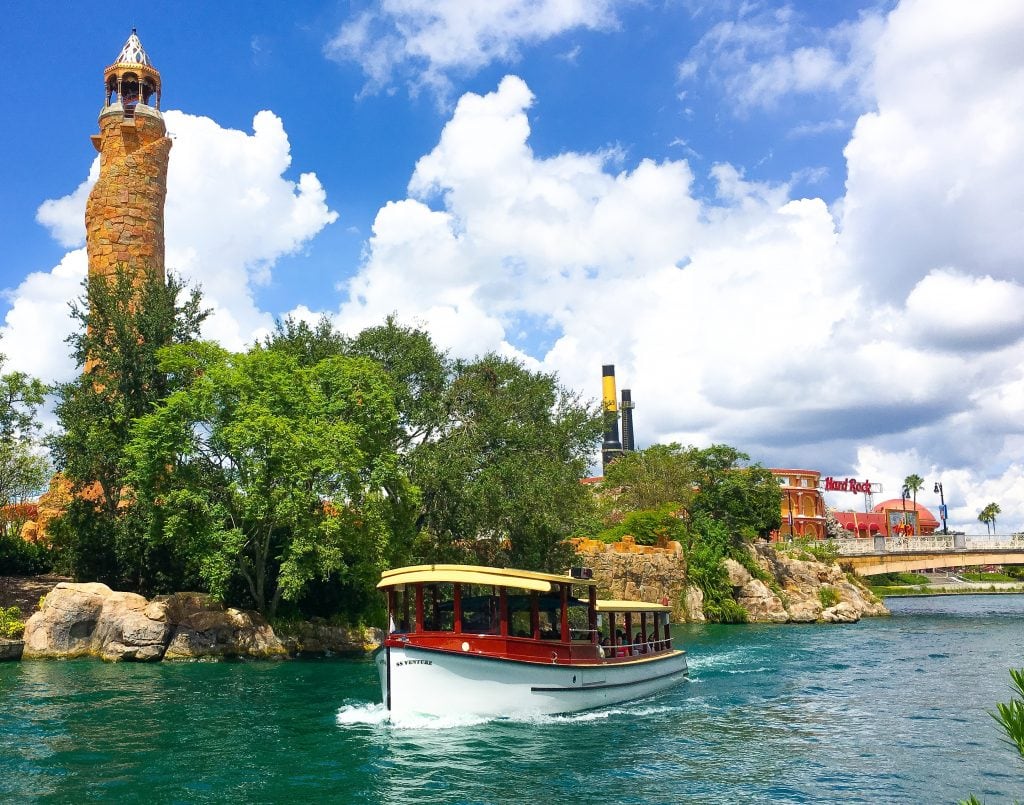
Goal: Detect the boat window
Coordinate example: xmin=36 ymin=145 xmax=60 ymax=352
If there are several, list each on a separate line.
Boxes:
xmin=460 ymin=585 xmax=499 ymax=635
xmin=568 ymin=599 xmax=592 ymax=642
xmin=390 ymin=585 xmax=412 ymax=633
xmin=423 ymin=583 xmax=454 ymax=632
xmin=538 ymin=593 xmax=562 ymax=640
xmin=507 ymin=594 xmax=532 ymax=637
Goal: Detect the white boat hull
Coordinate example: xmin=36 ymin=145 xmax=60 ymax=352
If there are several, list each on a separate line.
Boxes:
xmin=376 ymin=644 xmax=688 ymax=717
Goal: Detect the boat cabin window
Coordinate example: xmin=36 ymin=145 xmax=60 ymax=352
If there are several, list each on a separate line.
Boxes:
xmin=389 ymin=585 xmax=413 ymax=633
xmin=507 ymin=594 xmax=532 ymax=637
xmin=537 ymin=593 xmax=562 ymax=639
xmin=567 ymin=598 xmax=592 ymax=642
xmin=460 ymin=585 xmax=499 ymax=635
xmin=422 ymin=583 xmax=454 ymax=632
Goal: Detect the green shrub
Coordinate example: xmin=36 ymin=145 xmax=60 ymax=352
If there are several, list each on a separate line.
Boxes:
xmin=868 ymin=572 xmax=930 ymax=587
xmin=993 ymin=668 xmax=1024 ymax=758
xmin=0 ymin=606 xmax=25 ymax=639
xmin=779 ymin=537 xmax=838 ymax=564
xmin=962 ymin=571 xmax=1016 ymax=583
xmin=682 ymin=513 xmax=749 ymax=623
xmin=596 ymin=503 xmax=685 ymax=546
xmin=818 ymin=586 xmax=841 ymax=608
xmin=0 ymin=531 xmax=53 ymax=576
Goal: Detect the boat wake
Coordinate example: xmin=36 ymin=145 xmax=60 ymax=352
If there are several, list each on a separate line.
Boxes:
xmin=336 ymin=701 xmax=685 ymax=731
xmin=336 ymin=702 xmax=493 ymax=730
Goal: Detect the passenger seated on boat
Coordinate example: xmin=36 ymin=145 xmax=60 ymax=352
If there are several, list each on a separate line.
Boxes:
xmin=634 ymin=633 xmax=646 ymax=654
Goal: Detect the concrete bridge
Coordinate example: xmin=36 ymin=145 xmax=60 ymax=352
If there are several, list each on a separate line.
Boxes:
xmin=835 ymin=534 xmax=1024 ymax=576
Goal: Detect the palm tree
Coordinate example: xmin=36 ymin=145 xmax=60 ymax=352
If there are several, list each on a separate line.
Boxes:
xmin=978 ymin=502 xmax=1001 ymax=535
xmin=904 ymin=474 xmax=924 ymax=534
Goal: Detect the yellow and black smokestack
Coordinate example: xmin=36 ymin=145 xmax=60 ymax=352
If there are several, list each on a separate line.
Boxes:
xmin=601 ymin=364 xmax=623 ymax=469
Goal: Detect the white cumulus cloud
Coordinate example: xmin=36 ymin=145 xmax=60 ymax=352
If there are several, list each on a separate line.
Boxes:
xmin=326 ymin=0 xmax=620 ymax=98
xmin=1 ymin=109 xmax=337 ymax=383
xmin=328 ymin=0 xmax=1024 ymax=529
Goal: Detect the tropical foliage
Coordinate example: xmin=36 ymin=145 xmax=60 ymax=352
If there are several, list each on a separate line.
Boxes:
xmin=978 ymin=502 xmax=1001 ymax=535
xmin=902 ymin=474 xmax=924 ymax=533
xmin=993 ymin=668 xmax=1024 ymax=758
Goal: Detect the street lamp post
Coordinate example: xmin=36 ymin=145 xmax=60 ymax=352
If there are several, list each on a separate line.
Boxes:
xmin=934 ymin=481 xmax=947 ymax=535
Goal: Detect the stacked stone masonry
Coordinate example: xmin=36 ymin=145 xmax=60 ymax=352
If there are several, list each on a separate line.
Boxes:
xmin=85 ymin=110 xmax=170 ymax=286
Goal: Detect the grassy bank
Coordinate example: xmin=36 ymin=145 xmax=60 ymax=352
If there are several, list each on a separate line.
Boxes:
xmin=872 ymin=584 xmax=1024 ymax=598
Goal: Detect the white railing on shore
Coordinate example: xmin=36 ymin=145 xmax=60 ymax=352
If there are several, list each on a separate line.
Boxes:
xmin=834 ymin=534 xmax=1024 ymax=556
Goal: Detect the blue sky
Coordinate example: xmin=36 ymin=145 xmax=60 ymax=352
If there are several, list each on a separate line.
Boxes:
xmin=1 ymin=1 xmax=1023 ymax=533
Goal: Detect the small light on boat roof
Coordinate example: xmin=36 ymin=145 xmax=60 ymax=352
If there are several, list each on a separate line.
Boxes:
xmin=569 ymin=567 xmax=593 ymax=580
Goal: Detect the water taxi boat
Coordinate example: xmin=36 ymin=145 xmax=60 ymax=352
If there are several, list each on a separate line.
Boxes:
xmin=375 ymin=564 xmax=688 ymax=717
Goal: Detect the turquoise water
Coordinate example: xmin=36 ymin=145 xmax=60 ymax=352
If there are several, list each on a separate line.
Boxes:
xmin=2 ymin=594 xmax=1022 ymax=803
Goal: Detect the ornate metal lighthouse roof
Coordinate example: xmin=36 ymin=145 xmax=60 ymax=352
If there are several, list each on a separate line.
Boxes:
xmin=114 ymin=29 xmax=151 ymax=67
xmin=104 ymin=28 xmax=161 ymax=85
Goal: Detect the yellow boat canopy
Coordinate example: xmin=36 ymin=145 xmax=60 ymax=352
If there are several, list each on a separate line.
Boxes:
xmin=595 ymin=599 xmax=673 ymax=614
xmin=377 ymin=564 xmax=577 ymax=593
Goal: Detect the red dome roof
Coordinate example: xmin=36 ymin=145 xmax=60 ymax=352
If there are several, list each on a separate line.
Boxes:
xmin=872 ymin=499 xmax=939 ymax=528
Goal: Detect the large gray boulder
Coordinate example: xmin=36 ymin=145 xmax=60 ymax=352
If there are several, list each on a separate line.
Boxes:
xmin=22 ymin=583 xmax=285 ymax=661
xmin=736 ymin=578 xmax=789 ymax=623
xmin=163 ymin=600 xmax=286 ymax=660
xmin=275 ymin=621 xmax=382 ymax=656
xmin=23 ymin=582 xmax=115 ymax=659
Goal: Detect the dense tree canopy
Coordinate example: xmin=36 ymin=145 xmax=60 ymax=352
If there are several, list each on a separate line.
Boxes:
xmin=127 ymin=343 xmax=410 ymax=618
xmin=47 ymin=268 xmax=207 ymax=586
xmin=410 ymin=354 xmax=603 ymax=571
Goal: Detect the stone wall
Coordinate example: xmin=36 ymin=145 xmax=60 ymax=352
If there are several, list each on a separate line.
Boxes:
xmin=574 ymin=538 xmax=694 ymax=622
xmin=85 ymin=109 xmax=170 ymax=286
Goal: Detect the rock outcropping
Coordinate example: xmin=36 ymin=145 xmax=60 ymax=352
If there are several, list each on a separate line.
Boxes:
xmin=582 ymin=542 xmax=703 ymax=623
xmin=579 ymin=541 xmax=887 ymax=624
xmin=23 ymin=583 xmax=288 ymax=662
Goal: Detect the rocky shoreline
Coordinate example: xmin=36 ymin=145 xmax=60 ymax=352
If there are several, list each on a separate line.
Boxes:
xmin=580 ymin=541 xmax=889 ymax=624
xmin=1 ymin=543 xmax=888 ymax=663
xmin=5 ymin=582 xmax=380 ymax=663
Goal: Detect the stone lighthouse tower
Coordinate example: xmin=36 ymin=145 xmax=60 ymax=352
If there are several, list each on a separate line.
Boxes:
xmin=85 ymin=30 xmax=171 ymax=288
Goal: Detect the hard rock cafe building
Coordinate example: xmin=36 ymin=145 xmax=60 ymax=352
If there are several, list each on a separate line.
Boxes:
xmin=772 ymin=469 xmax=827 ymax=540
xmin=770 ymin=469 xmax=940 ymax=540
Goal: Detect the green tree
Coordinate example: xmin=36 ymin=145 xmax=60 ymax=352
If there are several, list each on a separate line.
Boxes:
xmin=686 ymin=444 xmax=782 ymax=540
xmin=0 ymin=355 xmax=48 ymax=510
xmin=978 ymin=502 xmax=1001 ymax=535
xmin=47 ymin=268 xmax=207 ymax=587
xmin=344 ymin=315 xmax=450 ymax=450
xmin=126 ymin=343 xmax=409 ymax=618
xmin=411 ymin=354 xmax=603 ymax=572
xmin=0 ymin=356 xmax=49 ymax=574
xmin=264 ymin=315 xmax=347 ymax=368
xmin=602 ymin=443 xmax=696 ymax=513
xmin=903 ymin=474 xmax=924 ymax=533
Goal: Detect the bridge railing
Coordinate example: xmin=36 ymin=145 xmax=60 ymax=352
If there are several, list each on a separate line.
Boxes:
xmin=834 ymin=534 xmax=1024 ymax=556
